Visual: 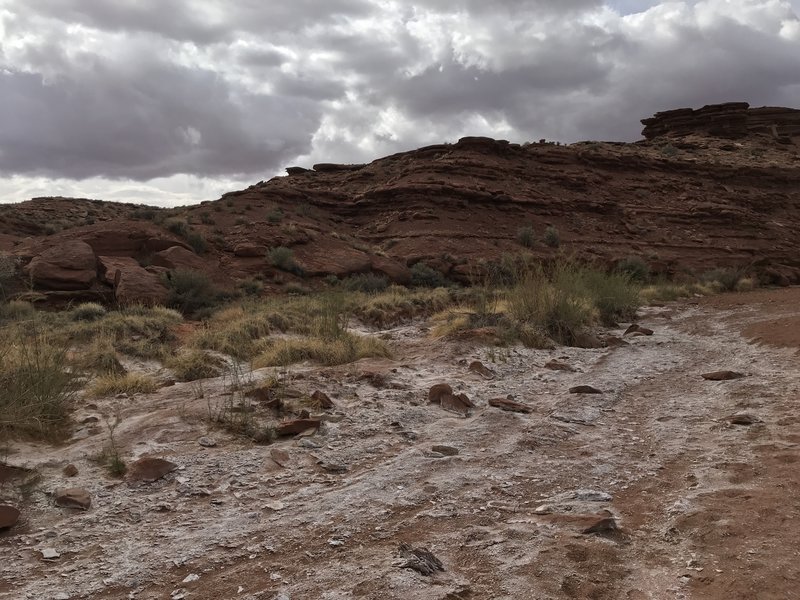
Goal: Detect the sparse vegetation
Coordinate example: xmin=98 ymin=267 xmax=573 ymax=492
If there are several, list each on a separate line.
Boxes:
xmin=88 ymin=372 xmax=159 ymax=398
xmin=164 ymin=217 xmax=190 ymax=237
xmin=616 ymin=256 xmax=650 ymax=282
xmin=268 ymin=246 xmax=302 ymax=275
xmin=165 ymin=269 xmax=220 ymax=315
xmin=166 ymin=349 xmax=226 ymax=381
xmin=185 ymin=231 xmax=208 ymax=255
xmin=516 ymin=225 xmax=535 ymax=248
xmin=340 ymin=273 xmax=390 ymax=293
xmin=543 ymin=226 xmax=560 ymax=248
xmin=69 ymin=302 xmax=108 ymax=322
xmin=267 ymin=208 xmax=284 ymax=224
xmin=410 ymin=262 xmax=449 ymax=288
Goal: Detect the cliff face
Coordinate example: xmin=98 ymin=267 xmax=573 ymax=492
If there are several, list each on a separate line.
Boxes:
xmin=641 ymin=102 xmax=800 ymax=143
xmin=2 ymin=104 xmax=800 ymax=304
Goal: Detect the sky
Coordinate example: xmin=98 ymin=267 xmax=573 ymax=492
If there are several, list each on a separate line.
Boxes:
xmin=1 ymin=0 xmax=799 ymax=206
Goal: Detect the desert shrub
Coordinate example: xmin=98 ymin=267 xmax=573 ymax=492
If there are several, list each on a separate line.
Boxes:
xmin=267 ymin=208 xmax=284 ymax=224
xmin=132 ymin=208 xmax=158 ymax=221
xmin=238 ymin=278 xmax=264 ymax=296
xmin=69 ymin=302 xmax=108 ymax=322
xmin=410 ymin=263 xmax=448 ymax=288
xmin=166 ymin=349 xmax=226 ymax=381
xmin=0 ymin=328 xmax=77 ymax=439
xmin=516 ymin=226 xmax=535 ymax=248
xmin=268 ymin=246 xmax=302 ymax=275
xmin=701 ymin=267 xmax=741 ymax=292
xmin=573 ymin=268 xmax=639 ymax=325
xmin=164 ymin=269 xmax=220 ymax=315
xmin=341 ymin=273 xmax=390 ymax=293
xmin=200 ymin=212 xmax=214 ymax=225
xmin=0 ymin=254 xmax=17 ymax=299
xmin=164 ymin=218 xmax=190 ymax=237
xmin=0 ymin=300 xmax=35 ymax=322
xmin=75 ymin=335 xmax=125 ymax=375
xmin=185 ymin=231 xmax=208 ymax=255
xmin=543 ymin=226 xmax=560 ymax=248
xmin=615 ymin=256 xmax=650 ymax=282
xmin=88 ymin=372 xmax=159 ymax=398
xmin=354 ymin=286 xmax=454 ymax=327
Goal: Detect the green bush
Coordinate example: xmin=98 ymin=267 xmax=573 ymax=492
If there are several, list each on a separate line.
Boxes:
xmin=186 ymin=231 xmax=208 ymax=255
xmin=267 ymin=208 xmax=284 ymax=224
xmin=165 ymin=269 xmax=220 ymax=315
xmin=410 ymin=263 xmax=448 ymax=288
xmin=164 ymin=218 xmax=190 ymax=237
xmin=341 ymin=273 xmax=390 ymax=293
xmin=701 ymin=267 xmax=741 ymax=292
xmin=516 ymin=226 xmax=535 ymax=248
xmin=616 ymin=256 xmax=650 ymax=282
xmin=268 ymin=246 xmax=302 ymax=275
xmin=238 ymin=278 xmax=264 ymax=296
xmin=543 ymin=226 xmax=560 ymax=248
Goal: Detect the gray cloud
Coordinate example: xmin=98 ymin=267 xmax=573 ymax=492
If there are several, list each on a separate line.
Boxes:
xmin=0 ymin=0 xmax=799 ymax=203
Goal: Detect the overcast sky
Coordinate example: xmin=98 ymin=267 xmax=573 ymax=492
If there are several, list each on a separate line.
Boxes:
xmin=1 ymin=0 xmax=799 ymax=206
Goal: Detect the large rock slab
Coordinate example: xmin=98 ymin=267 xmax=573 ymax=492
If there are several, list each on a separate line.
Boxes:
xmin=115 ymin=266 xmax=169 ymax=306
xmin=54 ymin=488 xmax=91 ymax=510
xmin=151 ymin=246 xmax=206 ymax=271
xmin=0 ymin=505 xmax=20 ymax=529
xmin=127 ymin=457 xmax=178 ymax=483
xmin=27 ymin=240 xmax=97 ymax=290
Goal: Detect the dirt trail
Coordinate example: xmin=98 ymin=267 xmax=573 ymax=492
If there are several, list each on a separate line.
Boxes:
xmin=2 ymin=289 xmax=799 ymax=600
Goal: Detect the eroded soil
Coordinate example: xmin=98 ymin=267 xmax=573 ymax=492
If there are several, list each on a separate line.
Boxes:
xmin=2 ymin=288 xmax=799 ymax=600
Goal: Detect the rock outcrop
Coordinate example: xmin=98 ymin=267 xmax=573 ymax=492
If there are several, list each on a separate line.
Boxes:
xmin=641 ymin=102 xmax=800 ymax=142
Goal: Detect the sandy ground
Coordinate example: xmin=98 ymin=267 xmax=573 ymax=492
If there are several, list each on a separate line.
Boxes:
xmin=2 ymin=288 xmax=799 ymax=600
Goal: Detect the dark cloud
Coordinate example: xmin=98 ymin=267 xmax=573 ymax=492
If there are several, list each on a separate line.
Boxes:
xmin=0 ymin=0 xmax=799 ymax=202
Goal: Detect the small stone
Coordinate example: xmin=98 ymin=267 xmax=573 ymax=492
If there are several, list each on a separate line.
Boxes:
xmin=431 ymin=445 xmax=459 ymax=456
xmin=126 ymin=457 xmax=178 ymax=483
xmin=264 ymin=500 xmax=285 ymax=511
xmin=729 ymin=413 xmax=759 ymax=426
xmin=468 ymin=361 xmax=495 ymax=379
xmin=428 ymin=383 xmax=453 ymax=404
xmin=270 ymin=448 xmax=291 ymax=468
xmin=328 ymin=538 xmax=345 ymax=546
xmin=582 ymin=511 xmax=618 ymax=534
xmin=440 ymin=393 xmax=474 ymax=417
xmin=182 ymin=574 xmax=199 ymax=583
xmin=54 ymin=488 xmax=91 ymax=510
xmin=297 ymin=439 xmax=321 ymax=449
xmin=569 ymin=385 xmax=603 ymax=394
xmin=311 ymin=390 xmax=335 ymax=409
xmin=198 ymin=437 xmax=217 ymax=448
xmin=702 ymin=370 xmax=744 ymax=381
xmin=62 ymin=464 xmax=79 ymax=477
xmin=488 ymin=398 xmax=533 ymax=414
xmin=318 ymin=461 xmax=348 ymax=473
xmin=0 ymin=505 xmax=20 ymax=529
xmin=624 ymin=324 xmax=654 ymax=336
xmin=574 ymin=490 xmax=613 ymax=502
xmin=544 ymin=360 xmax=575 ymax=372
xmin=41 ymin=548 xmax=60 ymax=560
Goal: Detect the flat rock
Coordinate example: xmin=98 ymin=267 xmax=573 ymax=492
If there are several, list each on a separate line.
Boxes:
xmin=198 ymin=437 xmax=217 ymax=448
xmin=276 ymin=418 xmax=321 ymax=437
xmin=62 ymin=464 xmax=78 ymax=477
xmin=431 ymin=445 xmax=460 ymax=456
xmin=488 ymin=398 xmax=533 ymax=414
xmin=582 ymin=513 xmax=619 ymax=535
xmin=0 ymin=505 xmax=20 ymax=529
xmin=544 ymin=359 xmax=576 ymax=372
xmin=569 ymin=385 xmax=603 ymax=394
xmin=624 ymin=324 xmax=654 ymax=336
xmin=702 ymin=370 xmax=745 ymax=381
xmin=441 ymin=392 xmax=474 ymax=417
xmin=54 ymin=488 xmax=91 ymax=510
xmin=126 ymin=458 xmax=178 ymax=483
xmin=114 ymin=264 xmax=169 ymax=306
xmin=729 ymin=413 xmax=760 ymax=425
xmin=41 ymin=548 xmax=60 ymax=560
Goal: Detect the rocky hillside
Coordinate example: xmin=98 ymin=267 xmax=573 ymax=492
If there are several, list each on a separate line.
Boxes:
xmin=2 ymin=102 xmax=799 ymax=305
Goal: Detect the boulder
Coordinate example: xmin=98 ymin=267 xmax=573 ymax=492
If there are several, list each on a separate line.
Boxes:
xmin=293 ymin=241 xmax=372 ymax=277
xmin=151 ymin=246 xmax=206 ymax=271
xmin=428 ymin=384 xmax=453 ymax=404
xmin=54 ymin=487 xmax=91 ymax=510
xmin=370 ymin=256 xmax=412 ymax=285
xmin=27 ymin=240 xmax=97 ymax=290
xmin=0 ymin=505 xmax=20 ymax=529
xmin=311 ymin=390 xmax=335 ymax=409
xmin=115 ymin=265 xmax=169 ymax=306
xmin=276 ymin=418 xmax=321 ymax=437
xmin=97 ymin=255 xmax=140 ymax=284
xmin=468 ymin=361 xmax=495 ymax=379
xmin=569 ymin=385 xmax=603 ymax=394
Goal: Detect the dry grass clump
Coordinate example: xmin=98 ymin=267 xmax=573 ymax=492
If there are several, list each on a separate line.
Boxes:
xmin=253 ymin=334 xmax=389 ymax=368
xmin=87 ymin=372 xmax=159 ymax=398
xmin=354 ymin=286 xmax=454 ymax=327
xmin=0 ymin=328 xmax=77 ymax=440
xmin=166 ymin=349 xmax=227 ymax=381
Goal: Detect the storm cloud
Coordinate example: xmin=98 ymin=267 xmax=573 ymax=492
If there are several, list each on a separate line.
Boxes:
xmin=0 ymin=0 xmax=799 ymax=203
